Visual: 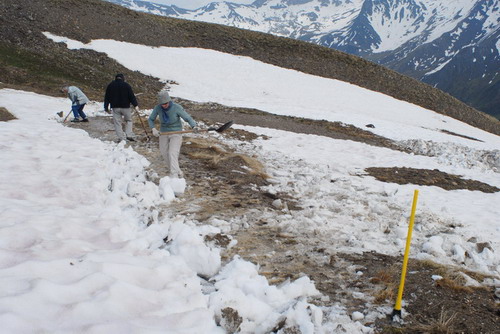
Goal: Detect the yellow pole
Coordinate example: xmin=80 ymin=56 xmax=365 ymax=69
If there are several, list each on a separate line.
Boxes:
xmin=392 ymin=189 xmax=419 ymax=320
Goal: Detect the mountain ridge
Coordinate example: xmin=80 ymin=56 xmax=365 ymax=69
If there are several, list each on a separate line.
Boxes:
xmin=108 ymin=0 xmax=499 ymax=119
xmin=0 ymin=0 xmax=499 ymax=135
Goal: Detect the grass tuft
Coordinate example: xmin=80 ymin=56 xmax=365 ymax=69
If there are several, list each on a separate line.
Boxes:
xmin=435 ymin=277 xmax=473 ymax=293
xmin=186 ymin=137 xmax=269 ymax=178
xmin=413 ymin=308 xmax=458 ymax=334
xmin=370 ymin=269 xmax=398 ymax=304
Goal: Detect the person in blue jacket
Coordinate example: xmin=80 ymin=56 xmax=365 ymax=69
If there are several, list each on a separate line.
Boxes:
xmin=148 ymin=91 xmax=198 ymax=178
xmin=61 ymin=85 xmax=89 ymax=122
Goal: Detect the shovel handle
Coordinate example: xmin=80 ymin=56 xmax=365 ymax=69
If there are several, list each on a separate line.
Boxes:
xmin=63 ymin=110 xmax=72 ymax=123
xmin=159 ymin=121 xmax=233 ymax=136
xmin=160 ymin=129 xmax=211 ymax=136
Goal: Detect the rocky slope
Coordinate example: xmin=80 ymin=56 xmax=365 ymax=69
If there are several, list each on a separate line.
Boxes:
xmin=1 ymin=0 xmax=499 ymax=135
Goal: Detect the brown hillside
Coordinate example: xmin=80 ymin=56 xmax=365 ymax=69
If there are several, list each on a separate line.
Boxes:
xmin=0 ymin=0 xmax=499 ymax=135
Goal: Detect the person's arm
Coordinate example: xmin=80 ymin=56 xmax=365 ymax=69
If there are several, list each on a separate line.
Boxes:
xmin=128 ymin=84 xmax=138 ymax=107
xmin=68 ymin=89 xmax=78 ymax=105
xmin=177 ymin=107 xmax=196 ymax=128
xmin=104 ymin=84 xmax=110 ymax=111
xmin=148 ymin=107 xmax=158 ymax=128
xmin=148 ymin=107 xmax=161 ymax=136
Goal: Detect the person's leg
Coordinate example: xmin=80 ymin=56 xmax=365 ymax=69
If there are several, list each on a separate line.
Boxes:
xmin=159 ymin=135 xmax=170 ymax=173
xmin=71 ymin=105 xmax=80 ymax=120
xmin=122 ymin=108 xmax=135 ymax=139
xmin=168 ymin=134 xmax=183 ymax=178
xmin=112 ymin=108 xmax=125 ymax=140
xmin=78 ymin=103 xmax=87 ymax=119
xmin=78 ymin=104 xmax=88 ymax=121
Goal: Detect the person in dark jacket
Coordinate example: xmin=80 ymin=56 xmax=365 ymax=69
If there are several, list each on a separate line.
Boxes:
xmin=104 ymin=74 xmax=139 ymax=142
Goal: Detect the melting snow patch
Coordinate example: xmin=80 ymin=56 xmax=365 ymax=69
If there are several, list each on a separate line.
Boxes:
xmin=398 ymin=139 xmax=500 ymax=172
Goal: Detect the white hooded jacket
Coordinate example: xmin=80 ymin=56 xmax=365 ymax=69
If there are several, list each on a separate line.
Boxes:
xmin=67 ymin=86 xmax=90 ymax=106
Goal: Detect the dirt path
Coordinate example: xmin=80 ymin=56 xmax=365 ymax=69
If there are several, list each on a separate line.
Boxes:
xmin=67 ymin=107 xmax=499 ymax=333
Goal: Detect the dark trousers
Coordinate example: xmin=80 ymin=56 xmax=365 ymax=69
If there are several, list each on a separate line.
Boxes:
xmin=72 ymin=104 xmax=87 ymax=119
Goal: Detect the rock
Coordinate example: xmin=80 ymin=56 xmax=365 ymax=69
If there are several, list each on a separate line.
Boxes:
xmin=272 ymin=198 xmax=283 ymax=209
xmin=476 ymin=242 xmax=493 ymax=253
xmin=219 ymin=307 xmax=242 ymax=333
xmin=205 ymin=233 xmax=232 ymax=248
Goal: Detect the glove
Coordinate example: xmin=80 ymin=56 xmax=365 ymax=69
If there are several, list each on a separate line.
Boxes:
xmin=152 ymin=128 xmax=160 ymax=137
xmin=105 ymin=109 xmax=112 ymax=114
xmin=134 ymin=106 xmax=140 ymax=112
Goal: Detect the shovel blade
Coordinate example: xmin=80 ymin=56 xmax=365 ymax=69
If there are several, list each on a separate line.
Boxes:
xmin=215 ymin=120 xmax=234 ymax=133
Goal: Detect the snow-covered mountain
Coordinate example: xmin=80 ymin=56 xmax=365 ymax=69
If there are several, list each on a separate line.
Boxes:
xmin=2 ymin=30 xmax=499 ymax=332
xmin=105 ymin=0 xmax=500 ymax=118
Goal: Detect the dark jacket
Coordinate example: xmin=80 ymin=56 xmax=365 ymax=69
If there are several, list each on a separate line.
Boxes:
xmin=104 ymin=79 xmax=138 ymax=111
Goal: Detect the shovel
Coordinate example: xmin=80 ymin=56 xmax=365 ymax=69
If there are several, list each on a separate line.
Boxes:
xmin=57 ymin=110 xmax=72 ymax=122
xmin=160 ymin=120 xmax=234 ymax=136
xmin=134 ymin=108 xmax=151 ymax=141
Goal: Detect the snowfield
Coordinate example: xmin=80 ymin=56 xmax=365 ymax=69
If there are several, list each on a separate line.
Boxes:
xmin=0 ymin=33 xmax=498 ymax=333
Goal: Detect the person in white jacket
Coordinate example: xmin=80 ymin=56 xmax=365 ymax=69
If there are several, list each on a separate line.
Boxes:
xmin=61 ymin=85 xmax=90 ymax=122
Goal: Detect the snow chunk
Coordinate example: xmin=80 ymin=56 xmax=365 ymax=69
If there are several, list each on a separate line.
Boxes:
xmin=351 ymin=311 xmax=364 ymax=321
xmin=159 ymin=176 xmax=186 ymax=199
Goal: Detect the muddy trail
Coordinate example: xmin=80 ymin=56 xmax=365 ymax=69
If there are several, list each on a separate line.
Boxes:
xmin=66 ymin=106 xmax=499 ymax=333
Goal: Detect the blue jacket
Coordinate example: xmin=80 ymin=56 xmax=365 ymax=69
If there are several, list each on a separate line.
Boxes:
xmin=148 ymin=102 xmax=196 ymax=132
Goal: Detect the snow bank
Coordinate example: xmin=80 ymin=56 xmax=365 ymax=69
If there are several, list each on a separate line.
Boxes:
xmin=0 ymin=89 xmax=350 ymax=333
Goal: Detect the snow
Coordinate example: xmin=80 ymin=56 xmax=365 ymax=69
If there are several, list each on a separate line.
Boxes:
xmin=179 ymin=0 xmax=364 ymax=36
xmin=370 ymin=0 xmax=479 ymax=53
xmin=127 ymin=0 xmax=480 ymax=54
xmin=425 ymin=57 xmax=453 ymax=76
xmin=0 ymin=89 xmax=335 ymax=333
xmin=0 ymin=31 xmax=499 ymax=333
xmin=152 ymin=1 xmax=255 ymax=10
xmin=43 ymin=32 xmax=500 ymax=149
xmin=482 ymin=0 xmax=500 ymax=36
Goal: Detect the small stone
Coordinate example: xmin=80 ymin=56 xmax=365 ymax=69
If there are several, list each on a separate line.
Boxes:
xmin=272 ymin=199 xmax=283 ymax=209
xmin=476 ymin=242 xmax=492 ymax=253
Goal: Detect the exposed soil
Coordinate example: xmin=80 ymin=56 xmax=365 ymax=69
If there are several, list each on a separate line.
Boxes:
xmin=178 ymin=98 xmax=404 ymax=152
xmin=66 ymin=105 xmax=499 ymax=333
xmin=365 ymin=167 xmax=500 ymax=193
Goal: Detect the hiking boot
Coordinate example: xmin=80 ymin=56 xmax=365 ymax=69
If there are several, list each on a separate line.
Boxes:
xmin=81 ymin=118 xmax=89 ymax=122
xmin=71 ymin=118 xmax=81 ymax=123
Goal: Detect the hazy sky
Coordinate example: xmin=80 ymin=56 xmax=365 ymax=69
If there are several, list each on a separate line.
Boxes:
xmin=146 ymin=0 xmax=255 ymax=10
